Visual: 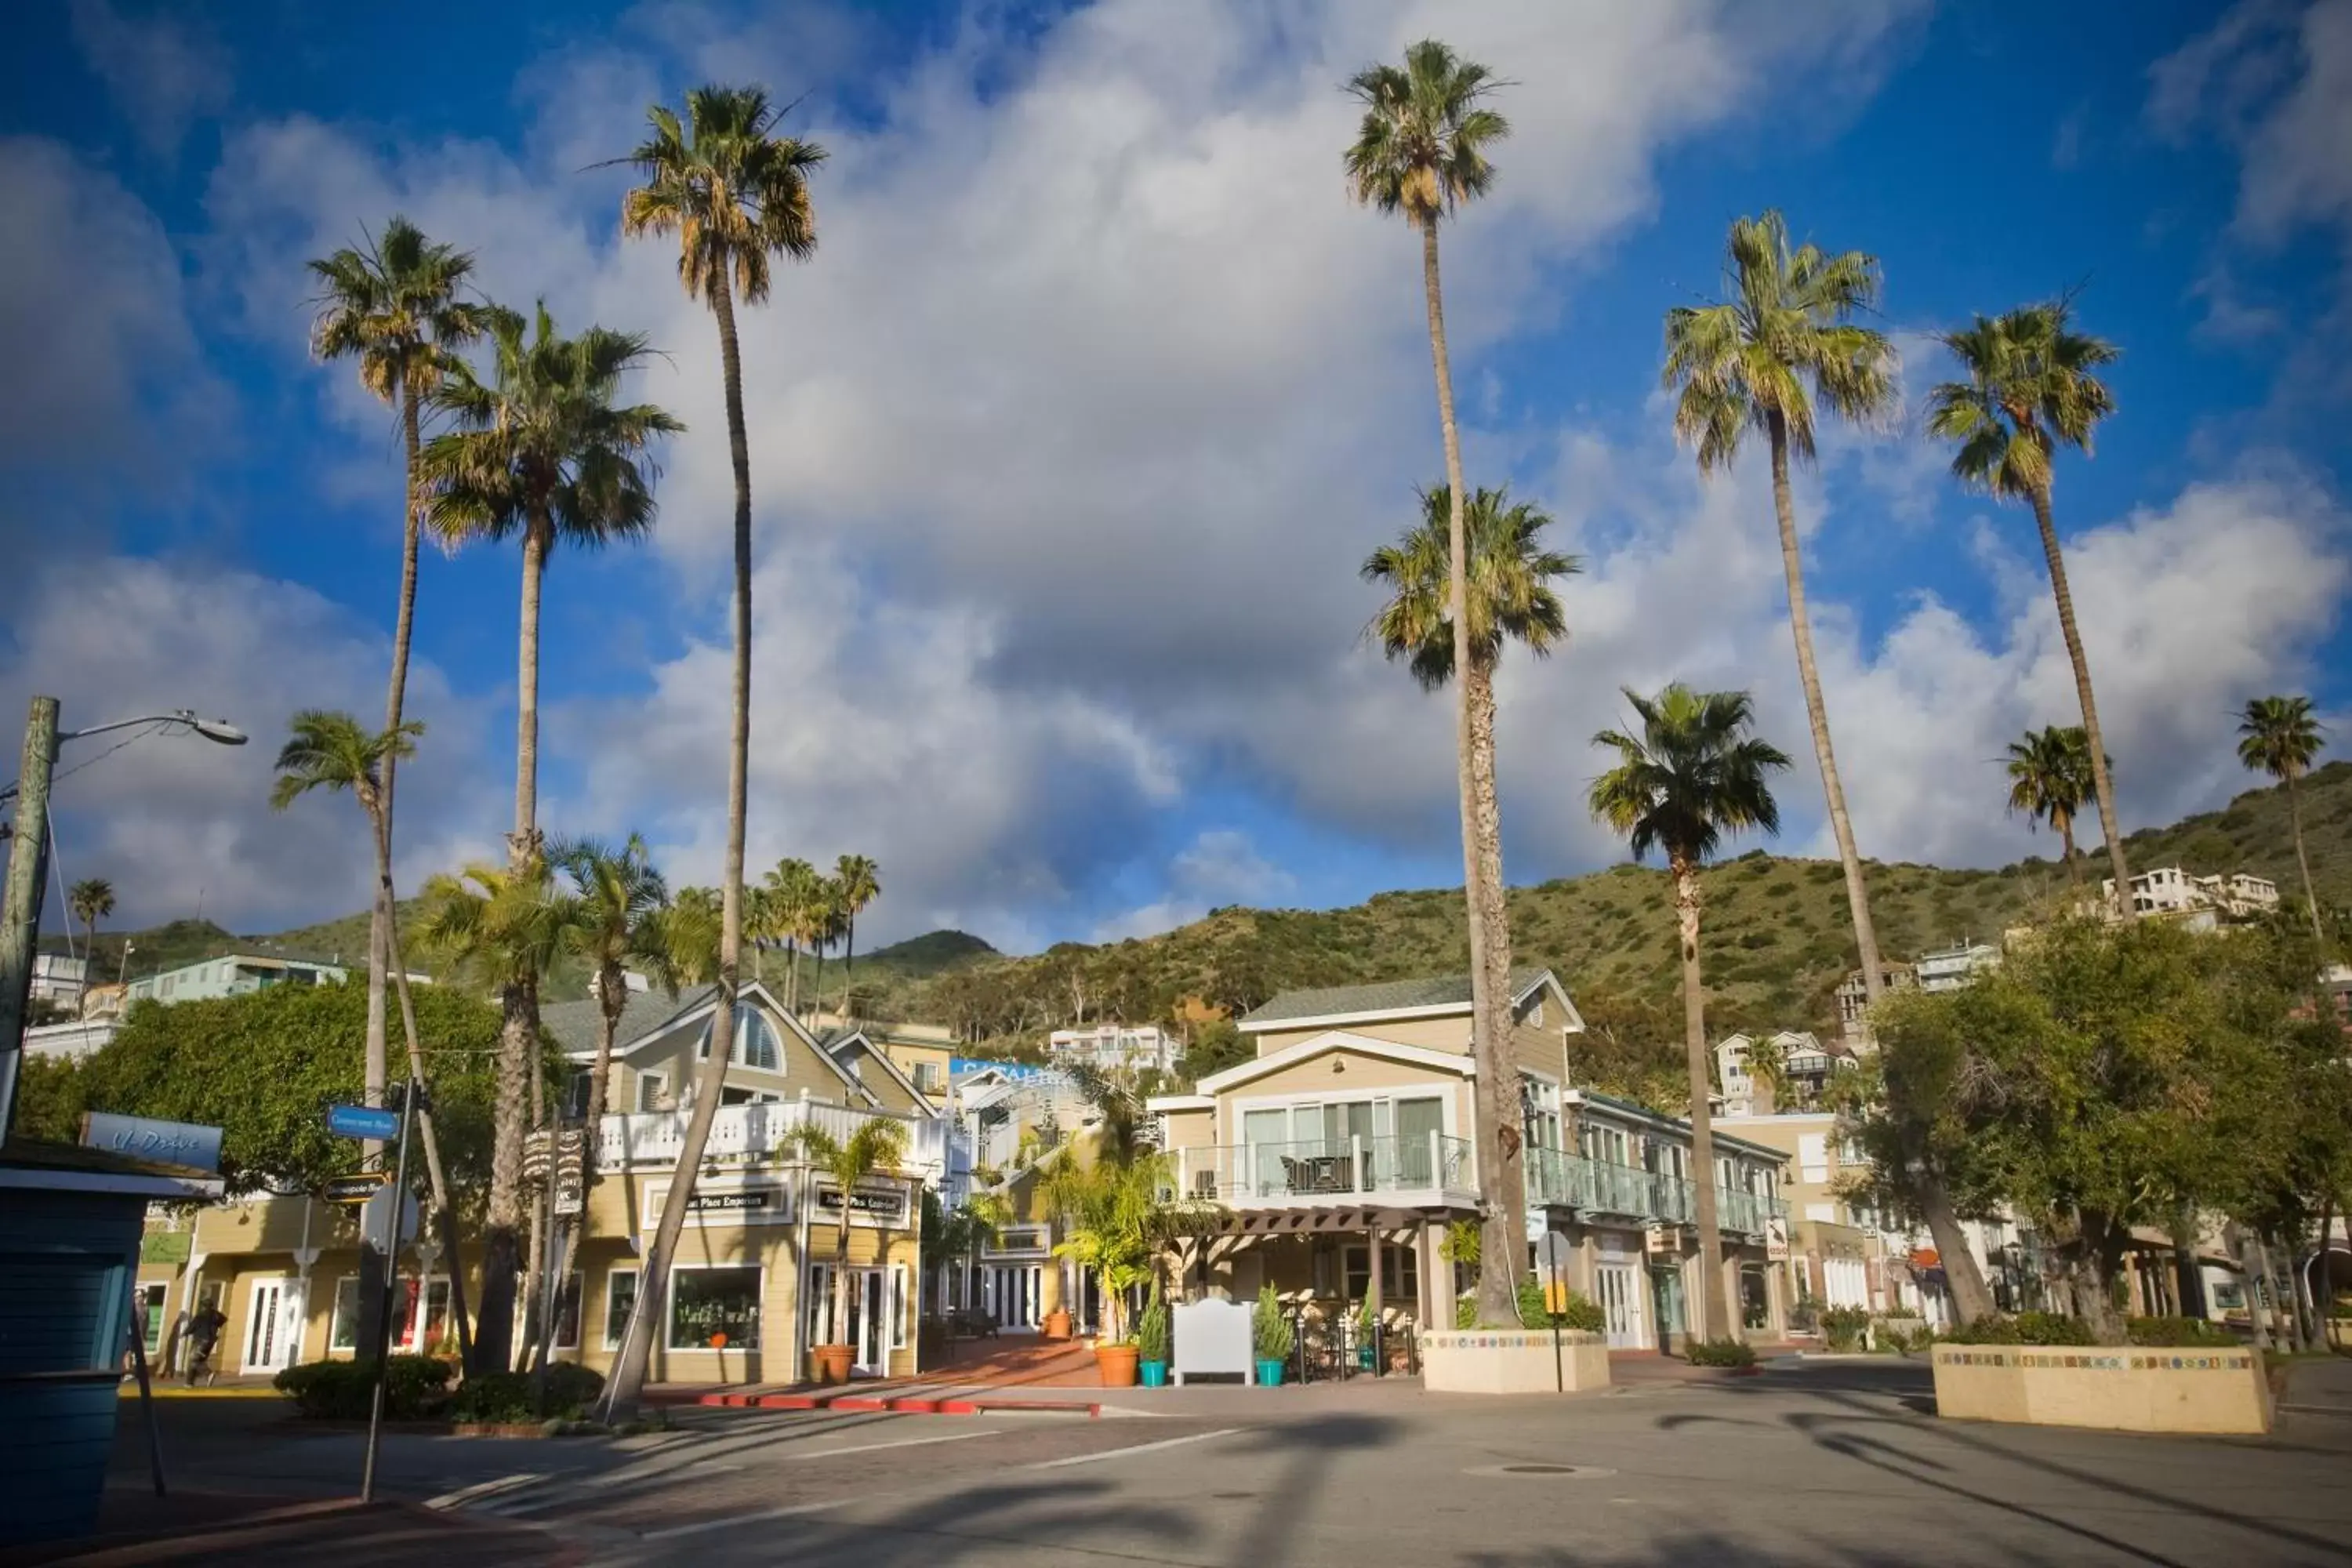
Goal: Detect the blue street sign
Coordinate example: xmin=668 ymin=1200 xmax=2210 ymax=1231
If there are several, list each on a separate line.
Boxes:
xmin=326 ymin=1103 xmax=401 ymax=1142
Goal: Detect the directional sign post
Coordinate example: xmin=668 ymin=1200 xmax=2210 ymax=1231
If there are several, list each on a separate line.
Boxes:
xmin=1535 ymin=1231 xmax=1573 ymax=1392
xmin=325 ymin=1103 xmax=401 ymax=1144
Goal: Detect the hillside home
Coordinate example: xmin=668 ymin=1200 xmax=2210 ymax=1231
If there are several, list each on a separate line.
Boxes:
xmin=1715 ymin=1030 xmax=1851 ymax=1116
xmin=122 ymin=951 xmax=430 ymax=1006
xmin=136 ymin=980 xmax=950 ymax=1385
xmin=2095 ymin=866 xmax=2280 ymax=924
xmin=1148 ymin=969 xmax=1790 ymax=1357
xmin=1047 ymin=1023 xmax=1175 ymax=1074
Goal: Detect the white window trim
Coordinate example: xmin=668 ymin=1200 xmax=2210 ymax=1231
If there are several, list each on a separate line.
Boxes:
xmin=1226 ymin=1087 xmax=1455 ymax=1145
xmin=635 ymin=1071 xmax=668 ymax=1112
xmin=604 ymin=1267 xmax=639 ymax=1350
xmin=666 ymin=1262 xmax=765 ymax=1353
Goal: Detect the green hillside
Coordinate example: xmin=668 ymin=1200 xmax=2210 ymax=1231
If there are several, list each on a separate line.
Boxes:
xmin=42 ymin=764 xmax=2345 ymax=1043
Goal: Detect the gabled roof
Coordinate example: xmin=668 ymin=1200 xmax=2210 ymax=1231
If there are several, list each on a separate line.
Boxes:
xmin=1240 ymin=967 xmax=1577 ymax=1032
xmin=820 ymin=1026 xmax=938 ymax=1116
xmin=551 ymin=981 xmax=880 ymax=1105
xmin=1195 ymin=1029 xmax=1478 ymax=1094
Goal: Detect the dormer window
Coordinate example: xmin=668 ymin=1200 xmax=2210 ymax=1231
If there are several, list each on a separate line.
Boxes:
xmin=697 ymin=1004 xmax=782 ymax=1070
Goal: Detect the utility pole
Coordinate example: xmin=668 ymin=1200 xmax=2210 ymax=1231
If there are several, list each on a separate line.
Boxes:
xmin=0 ymin=696 xmax=61 ymax=1142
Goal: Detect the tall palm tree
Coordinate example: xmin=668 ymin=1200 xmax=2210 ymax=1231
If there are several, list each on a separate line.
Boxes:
xmin=786 ymin=1118 xmax=909 ymax=1372
xmin=1664 ymin=210 xmax=1899 ymax=1016
xmin=662 ymin=886 xmax=724 ymax=989
xmin=833 ymin=853 xmax=880 ymax=1017
xmin=808 ymin=876 xmax=844 ymax=1023
xmin=67 ymin=878 xmax=114 ymax=956
xmin=1588 ymin=684 xmax=1790 ymax=1342
xmin=530 ymin=834 xmax=677 ymax=1391
xmin=412 ymin=854 xmax=572 ymax=1372
xmin=1927 ymin=301 xmax=2129 ymax=911
xmin=606 ymin=86 xmax=823 ymax=1418
xmin=762 ymin=858 xmax=822 ymax=1014
xmin=419 ymin=304 xmax=678 ymax=1367
xmin=268 ymin=710 xmax=475 ymax=1367
xmin=309 ymin=218 xmax=487 ymax=1139
xmin=2238 ymin=695 xmax=2328 ymax=946
xmin=2005 ymin=724 xmax=2099 ymax=887
xmin=1344 ymin=39 xmax=1522 ymax=1326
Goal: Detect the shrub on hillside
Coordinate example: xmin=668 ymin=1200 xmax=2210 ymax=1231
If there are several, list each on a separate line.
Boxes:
xmin=274 ymin=1355 xmax=452 ymax=1420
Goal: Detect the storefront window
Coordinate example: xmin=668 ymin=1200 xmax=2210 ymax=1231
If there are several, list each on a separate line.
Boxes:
xmin=670 ymin=1266 xmax=762 ymax=1351
xmin=135 ymin=1283 xmax=168 ymax=1353
xmin=392 ymin=1277 xmax=452 ymax=1355
xmin=605 ymin=1269 xmax=639 ymax=1348
xmin=1740 ymin=1265 xmax=1770 ymax=1331
xmin=1342 ymin=1242 xmax=1418 ymax=1302
xmin=553 ymin=1272 xmax=583 ymax=1349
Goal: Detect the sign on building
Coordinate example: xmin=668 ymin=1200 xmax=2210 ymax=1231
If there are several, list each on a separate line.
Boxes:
xmin=816 ymin=1182 xmax=909 ymax=1227
xmin=1766 ymin=1216 xmax=1790 ymax=1262
xmin=80 ymin=1112 xmax=223 ymax=1173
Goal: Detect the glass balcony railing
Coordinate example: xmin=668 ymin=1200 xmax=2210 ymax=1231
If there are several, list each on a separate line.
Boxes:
xmin=1175 ymin=1134 xmax=1475 ymax=1203
xmin=1522 ymin=1152 xmax=1785 ymax=1235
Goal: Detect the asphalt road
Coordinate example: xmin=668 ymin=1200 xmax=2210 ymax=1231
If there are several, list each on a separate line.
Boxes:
xmin=118 ymin=1361 xmax=2352 ymax=1566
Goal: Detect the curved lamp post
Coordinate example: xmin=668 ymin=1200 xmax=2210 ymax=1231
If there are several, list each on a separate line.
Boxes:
xmin=0 ymin=698 xmax=247 ymax=1138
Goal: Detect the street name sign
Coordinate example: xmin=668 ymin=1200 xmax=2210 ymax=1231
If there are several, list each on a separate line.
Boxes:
xmin=325 ymin=1103 xmax=400 ymax=1142
xmin=325 ymin=1172 xmax=389 ymax=1205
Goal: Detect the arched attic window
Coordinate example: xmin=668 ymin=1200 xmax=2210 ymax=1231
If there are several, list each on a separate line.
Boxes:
xmin=697 ymin=1004 xmax=782 ymax=1070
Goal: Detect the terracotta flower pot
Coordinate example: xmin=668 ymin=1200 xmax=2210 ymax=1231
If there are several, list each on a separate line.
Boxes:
xmin=810 ymin=1343 xmax=856 ymax=1385
xmin=1095 ymin=1344 xmax=1140 ymax=1388
xmin=1043 ymin=1309 xmax=1073 ymax=1341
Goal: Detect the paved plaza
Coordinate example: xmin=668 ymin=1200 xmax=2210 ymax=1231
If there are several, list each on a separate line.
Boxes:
xmin=33 ymin=1358 xmax=2352 ymax=1566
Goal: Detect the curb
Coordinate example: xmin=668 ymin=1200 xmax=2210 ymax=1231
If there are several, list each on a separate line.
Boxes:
xmin=693 ymin=1389 xmax=1102 ymax=1417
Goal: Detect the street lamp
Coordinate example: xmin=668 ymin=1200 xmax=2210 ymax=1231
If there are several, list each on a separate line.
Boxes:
xmin=0 ymin=697 xmax=249 ymax=1140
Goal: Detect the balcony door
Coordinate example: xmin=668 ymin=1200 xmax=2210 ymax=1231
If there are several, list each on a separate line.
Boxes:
xmin=1392 ymin=1097 xmax=1444 ymax=1187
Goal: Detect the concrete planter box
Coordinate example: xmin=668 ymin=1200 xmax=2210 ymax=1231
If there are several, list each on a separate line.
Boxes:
xmin=1420 ymin=1330 xmax=1610 ymax=1394
xmin=1931 ymin=1345 xmax=2273 ymax=1436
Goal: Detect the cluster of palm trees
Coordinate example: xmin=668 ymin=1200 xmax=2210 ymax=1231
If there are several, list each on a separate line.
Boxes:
xmin=285 ymin=86 xmax=833 ymax=1405
xmin=1348 ymin=38 xmax=2335 ymax=1341
xmin=750 ymin=853 xmax=883 ymax=1018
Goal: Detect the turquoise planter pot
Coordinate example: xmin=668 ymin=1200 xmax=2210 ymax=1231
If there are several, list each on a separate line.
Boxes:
xmin=1139 ymin=1360 xmax=1169 ymax=1388
xmin=1255 ymin=1358 xmax=1286 ymax=1386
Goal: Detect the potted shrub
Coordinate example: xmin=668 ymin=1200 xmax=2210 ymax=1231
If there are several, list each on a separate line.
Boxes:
xmin=1354 ymin=1294 xmax=1378 ymax=1371
xmin=1136 ymin=1284 xmax=1171 ymax=1388
xmin=1253 ymin=1285 xmax=1293 ymax=1386
xmin=1040 ymin=1135 xmax=1219 ymax=1388
xmin=787 ymin=1117 xmax=909 ymax=1385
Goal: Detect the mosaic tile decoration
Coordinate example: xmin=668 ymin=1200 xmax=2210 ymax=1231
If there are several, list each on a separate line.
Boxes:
xmin=1936 ymin=1348 xmax=2252 ymax=1372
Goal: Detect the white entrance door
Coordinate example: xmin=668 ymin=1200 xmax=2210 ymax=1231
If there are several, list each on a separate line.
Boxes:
xmin=808 ymin=1266 xmax=899 ymax=1375
xmin=241 ymin=1278 xmax=301 ymax=1374
xmin=1595 ymin=1262 xmax=1646 ymax=1351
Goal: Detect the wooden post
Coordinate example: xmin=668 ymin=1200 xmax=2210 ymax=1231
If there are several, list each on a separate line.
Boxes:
xmin=1366 ymin=1211 xmax=1384 ymax=1374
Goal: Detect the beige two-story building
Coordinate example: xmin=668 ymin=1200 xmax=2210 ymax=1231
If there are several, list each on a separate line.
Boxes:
xmin=1148 ymin=970 xmax=1789 ymax=1359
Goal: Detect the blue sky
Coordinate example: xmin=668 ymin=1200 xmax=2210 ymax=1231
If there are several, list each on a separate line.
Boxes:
xmin=3 ymin=0 xmax=2347 ymax=955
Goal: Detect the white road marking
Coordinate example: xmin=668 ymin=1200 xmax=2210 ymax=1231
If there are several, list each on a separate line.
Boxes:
xmin=1025 ymin=1427 xmax=1242 ymax=1468
xmin=639 ymin=1499 xmax=849 ymax=1540
xmin=793 ymin=1428 xmax=1002 ymax=1460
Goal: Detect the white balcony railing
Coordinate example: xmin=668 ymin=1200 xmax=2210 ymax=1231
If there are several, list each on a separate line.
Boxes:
xmin=597 ymin=1098 xmax=947 ymax=1177
xmin=1174 ymin=1134 xmax=1476 ymax=1207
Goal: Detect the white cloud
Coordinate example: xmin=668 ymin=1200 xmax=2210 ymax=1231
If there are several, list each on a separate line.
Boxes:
xmin=68 ymin=0 xmax=232 ymax=161
xmin=1092 ymin=829 xmax=1298 ymax=942
xmin=0 ymin=557 xmax=505 ymax=937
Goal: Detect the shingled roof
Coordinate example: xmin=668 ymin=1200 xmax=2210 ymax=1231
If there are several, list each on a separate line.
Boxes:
xmin=1240 ymin=967 xmax=1556 ymax=1027
xmin=541 ymin=983 xmax=716 ymax=1056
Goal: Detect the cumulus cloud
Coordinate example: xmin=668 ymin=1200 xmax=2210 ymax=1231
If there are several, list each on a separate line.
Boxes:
xmin=0 ymin=557 xmax=506 ymax=936
xmin=68 ymin=0 xmax=233 ymax=161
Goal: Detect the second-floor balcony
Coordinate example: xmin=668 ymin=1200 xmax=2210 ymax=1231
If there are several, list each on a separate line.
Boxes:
xmin=597 ymin=1098 xmax=949 ymax=1179
xmin=1174 ymin=1134 xmax=1479 ymax=1209
xmin=1525 ymin=1149 xmax=1784 ymax=1236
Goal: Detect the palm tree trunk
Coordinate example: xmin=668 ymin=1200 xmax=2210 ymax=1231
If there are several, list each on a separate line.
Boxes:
xmin=2031 ymin=482 xmax=2129 ymax=914
xmin=1671 ymin=856 xmax=1730 ymax=1343
xmin=843 ymin=916 xmax=855 ymax=1018
xmin=1767 ymin=413 xmax=1886 ymax=1007
xmin=535 ymin=973 xmax=623 ymax=1407
xmin=604 ymin=266 xmax=755 ymax=1422
xmin=2060 ymin=818 xmax=2080 ymax=889
xmin=1464 ymin=658 xmax=1526 ymax=1259
xmin=2288 ymin=771 xmax=2326 ymax=948
xmin=381 ymin=887 xmax=474 ymax=1370
xmin=1419 ymin=211 xmax=1519 ymax=1328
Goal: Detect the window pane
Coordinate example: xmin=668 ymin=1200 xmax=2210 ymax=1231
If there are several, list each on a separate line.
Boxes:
xmin=331 ymin=1277 xmax=360 ymax=1352
xmin=554 ymin=1272 xmax=583 ymax=1350
xmin=605 ymin=1270 xmax=639 ymax=1348
xmin=670 ymin=1266 xmax=762 ymax=1351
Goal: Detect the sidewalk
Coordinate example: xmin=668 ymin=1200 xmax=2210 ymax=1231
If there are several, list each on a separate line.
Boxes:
xmin=0 ymin=1495 xmax=574 ymax=1568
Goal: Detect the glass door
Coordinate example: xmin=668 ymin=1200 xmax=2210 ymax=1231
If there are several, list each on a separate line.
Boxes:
xmin=808 ymin=1266 xmax=898 ymax=1375
xmin=1595 ymin=1264 xmax=1646 ymax=1350
xmin=1243 ymin=1109 xmax=1290 ymax=1196
xmin=241 ymin=1277 xmax=299 ymax=1374
xmin=1393 ymin=1098 xmax=1443 ymax=1187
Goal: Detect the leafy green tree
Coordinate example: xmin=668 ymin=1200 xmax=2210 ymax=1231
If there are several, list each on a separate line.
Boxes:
xmin=1927 ymin=301 xmax=2129 ymax=909
xmin=69 ymin=981 xmax=504 ymax=1196
xmin=1588 ymin=684 xmax=1791 ymax=1341
xmin=833 ymin=854 xmax=880 ymax=1017
xmin=309 ymin=217 xmax=487 ymax=1135
xmin=612 ymin=85 xmax=825 ymax=1420
xmin=2005 ymin=724 xmax=2099 ymax=887
xmin=2238 ymin=695 xmax=2328 ymax=946
xmin=1345 ymin=38 xmax=1522 ymax=1327
xmin=1664 ymin=211 xmax=1899 ymax=1025
xmin=68 ymin=877 xmax=114 ymax=955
